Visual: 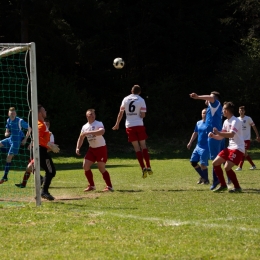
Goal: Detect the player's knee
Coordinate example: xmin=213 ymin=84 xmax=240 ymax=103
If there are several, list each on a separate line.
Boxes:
xmin=191 ymin=161 xmax=199 ymax=168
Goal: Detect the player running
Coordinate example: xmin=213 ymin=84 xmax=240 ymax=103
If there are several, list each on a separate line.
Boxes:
xmin=236 ymin=106 xmax=260 ymax=171
xmin=112 ymin=85 xmax=153 ymax=178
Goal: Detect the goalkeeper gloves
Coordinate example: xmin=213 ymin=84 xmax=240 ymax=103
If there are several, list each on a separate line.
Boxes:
xmin=47 ymin=142 xmax=60 ymax=153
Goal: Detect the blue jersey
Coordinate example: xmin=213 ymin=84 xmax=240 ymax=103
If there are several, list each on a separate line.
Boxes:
xmin=194 ymin=120 xmax=208 ymax=149
xmin=6 ymin=117 xmax=29 ymax=141
xmin=206 ymin=99 xmax=222 ymax=133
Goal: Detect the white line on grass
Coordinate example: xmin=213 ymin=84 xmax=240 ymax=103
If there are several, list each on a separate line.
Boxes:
xmin=92 ymin=211 xmax=260 ymax=233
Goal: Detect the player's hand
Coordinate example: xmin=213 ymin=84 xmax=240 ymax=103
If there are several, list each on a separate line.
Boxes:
xmin=256 ymin=137 xmax=260 ymax=143
xmin=189 ymin=93 xmax=198 ymax=99
xmin=208 ymin=132 xmax=214 ymax=138
xmin=21 ymin=137 xmax=28 ymax=146
xmin=213 ymin=127 xmax=219 ymax=134
xmin=187 ymin=143 xmax=191 ymax=150
xmin=47 ymin=142 xmax=60 ymax=153
xmin=76 ymin=148 xmax=81 ymax=155
xmin=112 ymin=125 xmax=119 ymax=130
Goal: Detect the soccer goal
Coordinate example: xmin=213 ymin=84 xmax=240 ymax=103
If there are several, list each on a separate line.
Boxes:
xmin=0 ymin=43 xmax=41 ymax=206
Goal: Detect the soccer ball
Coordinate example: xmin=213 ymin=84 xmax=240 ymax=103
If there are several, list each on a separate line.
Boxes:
xmin=113 ymin=57 xmax=125 ymax=69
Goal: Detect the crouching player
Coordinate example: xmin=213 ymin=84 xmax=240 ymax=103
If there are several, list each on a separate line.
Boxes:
xmin=208 ymin=102 xmax=244 ymax=193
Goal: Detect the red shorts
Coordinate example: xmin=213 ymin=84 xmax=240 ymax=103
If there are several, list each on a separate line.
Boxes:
xmin=218 ymin=148 xmax=244 ymax=166
xmin=126 ymin=126 xmax=148 ymax=142
xmin=84 ymin=145 xmax=107 ymax=163
xmin=244 ymin=140 xmax=250 ymax=150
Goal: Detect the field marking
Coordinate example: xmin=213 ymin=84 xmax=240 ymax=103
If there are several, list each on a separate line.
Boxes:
xmin=92 ymin=211 xmax=260 ymax=233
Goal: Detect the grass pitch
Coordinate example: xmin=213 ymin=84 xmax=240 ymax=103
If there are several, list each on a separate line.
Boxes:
xmin=1 ymin=153 xmax=260 ymax=259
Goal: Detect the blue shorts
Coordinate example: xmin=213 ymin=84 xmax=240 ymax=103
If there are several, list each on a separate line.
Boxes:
xmin=190 ymin=146 xmax=209 ymax=166
xmin=0 ymin=137 xmax=22 ymax=155
xmin=208 ymin=138 xmax=222 ymax=160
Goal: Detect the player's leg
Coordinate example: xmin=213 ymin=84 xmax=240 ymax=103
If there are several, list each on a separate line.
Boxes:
xmin=0 ymin=139 xmax=12 ymax=183
xmin=244 ymin=141 xmax=256 ymax=169
xmin=200 ymin=149 xmax=209 ymax=184
xmin=95 ymin=145 xmax=113 ymax=191
xmin=208 ymin=138 xmax=222 ymax=190
xmin=224 ymin=150 xmax=243 ymax=192
xmin=212 ymin=151 xmax=227 ymax=192
xmin=83 ymin=148 xmax=95 ymax=191
xmin=190 ymin=148 xmax=204 ymax=183
xmin=40 ymin=147 xmax=56 ymax=200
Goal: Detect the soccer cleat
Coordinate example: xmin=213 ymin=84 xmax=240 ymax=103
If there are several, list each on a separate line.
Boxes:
xmin=201 ymin=180 xmax=210 ymax=185
xmin=146 ymin=168 xmax=153 ymax=175
xmin=0 ymin=178 xmax=8 ymax=184
xmin=142 ymin=168 xmax=147 ymax=179
xmin=210 ymin=180 xmax=220 ymax=190
xmin=250 ymin=166 xmax=256 ymax=170
xmin=197 ymin=177 xmax=203 ymax=184
xmin=213 ymin=186 xmax=228 ymax=193
xmin=84 ymin=185 xmax=96 ymax=192
xmin=229 ymin=187 xmax=242 ymax=193
xmin=15 ymin=183 xmax=26 ymax=188
xmin=235 ymin=167 xmax=242 ymax=171
xmin=102 ymin=186 xmax=114 ymax=192
xmin=41 ymin=192 xmax=55 ymax=201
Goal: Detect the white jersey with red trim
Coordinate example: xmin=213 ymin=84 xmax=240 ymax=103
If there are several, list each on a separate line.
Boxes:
xmin=222 ymin=116 xmax=245 ymax=153
xmin=120 ymin=94 xmax=146 ymax=128
xmin=237 ymin=115 xmax=254 ymax=141
xmin=81 ymin=120 xmax=106 ymax=148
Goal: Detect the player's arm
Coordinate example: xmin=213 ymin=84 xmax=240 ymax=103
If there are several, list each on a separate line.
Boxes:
xmin=209 ymin=127 xmax=233 ymax=139
xmin=187 ymin=132 xmax=198 ymax=150
xmin=112 ymin=110 xmax=124 ymax=130
xmin=252 ymin=125 xmax=260 ymax=142
xmin=21 ymin=126 xmax=32 ymax=145
xmin=189 ymin=93 xmax=215 ymax=103
xmin=76 ymin=133 xmax=85 ymax=155
xmin=140 ymin=112 xmax=146 ymax=118
xmin=4 ymin=128 xmax=10 ymax=137
xmin=81 ymin=128 xmax=105 ymax=137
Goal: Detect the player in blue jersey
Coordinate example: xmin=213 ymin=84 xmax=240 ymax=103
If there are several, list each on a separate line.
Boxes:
xmin=187 ymin=108 xmax=210 ymax=184
xmin=190 ymin=91 xmax=223 ymax=190
xmin=0 ymin=107 xmax=31 ymax=184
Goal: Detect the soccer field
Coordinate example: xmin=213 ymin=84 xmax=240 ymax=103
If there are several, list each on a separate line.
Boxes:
xmin=1 ymin=156 xmax=260 ymax=259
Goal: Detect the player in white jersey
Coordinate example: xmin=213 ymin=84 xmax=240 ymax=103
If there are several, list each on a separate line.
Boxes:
xmin=76 ymin=109 xmax=113 ymax=192
xmin=112 ymin=85 xmax=153 ymax=179
xmin=235 ymin=106 xmax=260 ymax=171
xmin=208 ymin=102 xmax=244 ymax=193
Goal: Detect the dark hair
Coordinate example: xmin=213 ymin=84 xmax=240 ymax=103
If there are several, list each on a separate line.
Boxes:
xmin=211 ymin=91 xmax=220 ymax=100
xmin=132 ymin=85 xmax=141 ymax=94
xmin=239 ymin=106 xmax=245 ymax=110
xmin=223 ymin=101 xmax=235 ymax=114
xmin=38 ymin=104 xmax=43 ymax=112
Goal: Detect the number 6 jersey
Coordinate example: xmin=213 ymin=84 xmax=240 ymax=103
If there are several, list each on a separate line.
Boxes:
xmin=120 ymin=94 xmax=147 ymax=128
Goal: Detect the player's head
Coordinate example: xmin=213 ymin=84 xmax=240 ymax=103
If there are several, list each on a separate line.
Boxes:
xmin=211 ymin=91 xmax=220 ymax=100
xmin=38 ymin=104 xmax=47 ymax=119
xmin=223 ymin=101 xmax=235 ymax=118
xmin=239 ymin=106 xmax=245 ymax=116
xmin=44 ymin=118 xmax=50 ymax=129
xmin=131 ymin=85 xmax=141 ymax=95
xmin=86 ymin=109 xmax=96 ymax=123
xmin=8 ymin=107 xmax=17 ymax=118
xmin=201 ymin=108 xmax=207 ymax=120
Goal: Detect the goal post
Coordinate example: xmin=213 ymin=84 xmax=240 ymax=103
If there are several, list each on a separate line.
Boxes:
xmin=0 ymin=43 xmax=41 ymax=206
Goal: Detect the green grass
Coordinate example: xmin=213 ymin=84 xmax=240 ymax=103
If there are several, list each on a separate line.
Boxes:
xmin=1 ymin=151 xmax=260 ymax=259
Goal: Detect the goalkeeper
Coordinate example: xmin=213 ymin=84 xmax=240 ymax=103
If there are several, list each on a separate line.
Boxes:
xmin=37 ymin=105 xmax=60 ymax=201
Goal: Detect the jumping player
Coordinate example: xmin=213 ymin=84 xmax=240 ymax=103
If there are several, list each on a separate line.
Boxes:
xmin=112 ymin=85 xmax=153 ymax=178
xmin=190 ymin=91 xmax=223 ymax=190
xmin=208 ymin=102 xmax=244 ymax=193
xmin=0 ymin=107 xmax=31 ymax=184
xmin=76 ymin=109 xmax=113 ymax=192
xmin=236 ymin=106 xmax=260 ymax=171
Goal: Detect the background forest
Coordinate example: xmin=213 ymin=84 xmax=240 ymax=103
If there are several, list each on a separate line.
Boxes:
xmin=1 ymin=0 xmax=260 ymax=152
